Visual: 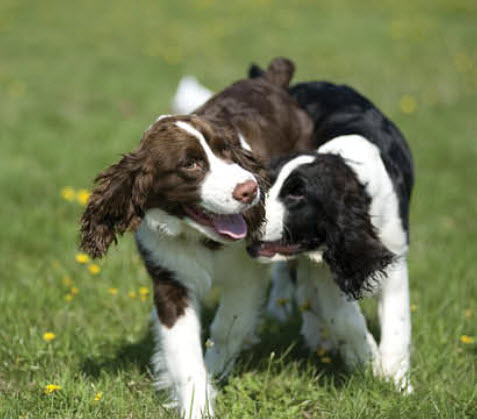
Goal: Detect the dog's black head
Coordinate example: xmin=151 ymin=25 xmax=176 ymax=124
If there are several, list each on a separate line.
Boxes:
xmin=248 ymin=153 xmax=395 ymax=298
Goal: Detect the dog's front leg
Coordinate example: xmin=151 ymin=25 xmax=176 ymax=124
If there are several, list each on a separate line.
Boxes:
xmin=377 ymin=256 xmax=412 ymax=393
xmin=205 ymin=262 xmax=268 ymax=378
xmin=151 ymin=278 xmax=214 ymax=418
xmin=266 ymin=261 xmax=297 ymax=322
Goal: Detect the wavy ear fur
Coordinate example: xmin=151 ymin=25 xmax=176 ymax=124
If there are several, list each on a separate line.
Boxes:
xmin=80 ymin=150 xmax=153 ymax=258
xmin=321 ymin=161 xmax=395 ymax=298
xmin=230 ymin=146 xmax=269 ymax=238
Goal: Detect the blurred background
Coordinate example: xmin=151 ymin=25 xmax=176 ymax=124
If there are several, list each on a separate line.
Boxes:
xmin=1 ymin=0 xmax=476 ymax=417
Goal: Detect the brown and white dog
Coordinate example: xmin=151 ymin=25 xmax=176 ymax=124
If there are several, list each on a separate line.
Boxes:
xmin=80 ymin=58 xmax=313 ymax=418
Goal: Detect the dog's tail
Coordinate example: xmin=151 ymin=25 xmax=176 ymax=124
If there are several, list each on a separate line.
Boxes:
xmin=248 ymin=57 xmax=295 ymax=89
xmin=171 ymin=76 xmax=213 ymax=114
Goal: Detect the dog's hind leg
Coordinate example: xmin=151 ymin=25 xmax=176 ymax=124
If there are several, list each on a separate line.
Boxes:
xmin=377 ymin=256 xmax=412 ymax=393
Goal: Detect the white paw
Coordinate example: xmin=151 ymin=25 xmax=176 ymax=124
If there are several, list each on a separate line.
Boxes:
xmin=205 ymin=344 xmax=236 ymax=380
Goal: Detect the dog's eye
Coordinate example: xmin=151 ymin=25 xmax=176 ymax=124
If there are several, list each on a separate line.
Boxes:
xmin=182 ymin=159 xmax=203 ymax=171
xmin=221 ymin=143 xmax=232 ymax=153
xmin=286 ymin=192 xmax=305 ymax=202
xmin=282 ymin=178 xmax=306 ymax=204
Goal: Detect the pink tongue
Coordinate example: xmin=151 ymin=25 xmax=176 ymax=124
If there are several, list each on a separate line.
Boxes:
xmin=211 ymin=214 xmax=248 ymax=240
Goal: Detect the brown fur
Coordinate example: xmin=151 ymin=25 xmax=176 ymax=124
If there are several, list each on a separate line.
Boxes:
xmin=138 ymin=242 xmax=189 ymax=328
xmin=80 ymin=57 xmax=312 ymax=334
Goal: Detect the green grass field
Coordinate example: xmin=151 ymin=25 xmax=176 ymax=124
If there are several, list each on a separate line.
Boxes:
xmin=1 ymin=0 xmax=477 ymax=417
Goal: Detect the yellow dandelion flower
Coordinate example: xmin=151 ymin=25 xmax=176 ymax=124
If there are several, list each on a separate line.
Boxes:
xmin=316 ymin=347 xmax=327 ymax=357
xmin=410 ymin=304 xmax=417 ymax=313
xmin=399 ymin=95 xmax=417 ymax=115
xmin=465 ymin=309 xmax=472 ymax=318
xmin=108 ymin=288 xmax=118 ymax=296
xmin=61 ymin=187 xmax=76 ymax=202
xmin=205 ymin=339 xmax=214 ymax=349
xmin=94 ymin=391 xmax=103 ymax=402
xmin=139 ymin=287 xmax=150 ymax=301
xmin=43 ymin=332 xmax=56 ymax=342
xmin=88 ymin=264 xmax=101 ymax=275
xmin=320 ymin=356 xmax=332 ymax=364
xmin=277 ymin=297 xmax=288 ymax=306
xmin=71 ymin=287 xmax=79 ymax=295
xmin=460 ymin=335 xmax=474 ymax=344
xmin=76 ymin=189 xmax=91 ymax=206
xmin=65 ymin=293 xmax=73 ymax=302
xmin=75 ymin=253 xmax=90 ymax=264
xmin=62 ymin=276 xmax=73 ymax=287
xmin=44 ymin=384 xmax=62 ymax=394
xmin=128 ymin=291 xmax=137 ymax=299
xmin=299 ymin=299 xmax=311 ymax=312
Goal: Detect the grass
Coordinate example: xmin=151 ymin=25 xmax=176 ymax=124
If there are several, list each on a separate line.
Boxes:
xmin=1 ymin=0 xmax=477 ymax=417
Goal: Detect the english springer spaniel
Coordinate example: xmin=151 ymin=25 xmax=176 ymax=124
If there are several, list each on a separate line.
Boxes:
xmin=248 ymin=80 xmax=414 ymax=393
xmin=80 ymin=58 xmax=313 ymax=418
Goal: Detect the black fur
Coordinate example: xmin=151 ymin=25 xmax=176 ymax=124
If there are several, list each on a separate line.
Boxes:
xmin=247 ymin=66 xmax=414 ymax=298
xmin=289 ymin=82 xmax=414 ymax=234
xmin=248 ymin=66 xmax=414 ymax=234
xmin=266 ymin=153 xmax=395 ymax=298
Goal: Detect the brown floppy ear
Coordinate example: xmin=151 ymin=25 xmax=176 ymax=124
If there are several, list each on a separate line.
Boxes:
xmin=264 ymin=57 xmax=295 ymax=88
xmin=80 ymin=149 xmax=153 ymax=258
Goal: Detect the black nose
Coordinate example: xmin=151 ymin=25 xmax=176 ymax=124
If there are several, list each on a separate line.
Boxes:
xmin=233 ymin=180 xmax=258 ymax=204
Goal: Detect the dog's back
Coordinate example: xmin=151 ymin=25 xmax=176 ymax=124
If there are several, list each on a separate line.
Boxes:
xmin=290 ymin=82 xmax=414 ymax=231
xmin=195 ymin=59 xmax=314 ymax=162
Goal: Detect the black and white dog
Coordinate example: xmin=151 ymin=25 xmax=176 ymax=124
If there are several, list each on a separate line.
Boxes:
xmin=248 ymin=80 xmax=414 ymax=392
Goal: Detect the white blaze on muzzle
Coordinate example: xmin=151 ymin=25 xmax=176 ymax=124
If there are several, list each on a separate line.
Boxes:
xmin=175 ymin=121 xmax=260 ymax=241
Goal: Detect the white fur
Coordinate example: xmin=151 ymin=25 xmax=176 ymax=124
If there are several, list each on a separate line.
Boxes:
xmin=262 ymin=134 xmax=412 ymax=391
xmin=377 ymin=256 xmax=412 ymax=392
xmin=238 ymin=133 xmax=252 ymax=151
xmin=175 ymin=121 xmax=260 ymax=215
xmin=205 ymin=246 xmax=269 ymax=378
xmin=171 ymin=76 xmax=213 ymax=114
xmin=262 ymin=155 xmax=316 ymax=243
xmin=297 ymin=259 xmax=380 ymax=370
xmin=138 ymin=214 xmax=270 ymax=417
xmin=266 ymin=262 xmax=296 ymax=322
xmin=318 ymin=135 xmax=407 ymax=256
xmin=151 ymin=304 xmax=215 ymax=418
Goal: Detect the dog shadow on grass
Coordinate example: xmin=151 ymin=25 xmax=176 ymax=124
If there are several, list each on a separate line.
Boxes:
xmin=79 ymin=301 xmax=381 ymax=392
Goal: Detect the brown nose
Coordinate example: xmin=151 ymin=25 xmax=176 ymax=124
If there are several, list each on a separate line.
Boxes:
xmin=232 ymin=180 xmax=258 ymax=204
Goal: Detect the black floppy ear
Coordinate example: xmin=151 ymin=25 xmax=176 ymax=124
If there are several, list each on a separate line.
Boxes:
xmin=248 ymin=63 xmax=265 ymax=79
xmin=322 ymin=177 xmax=395 ymax=299
xmin=80 ymin=150 xmax=153 ymax=258
xmin=264 ymin=57 xmax=295 ymax=88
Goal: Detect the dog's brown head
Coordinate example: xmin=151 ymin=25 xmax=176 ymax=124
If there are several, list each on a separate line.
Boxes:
xmin=80 ymin=114 xmax=266 ymax=258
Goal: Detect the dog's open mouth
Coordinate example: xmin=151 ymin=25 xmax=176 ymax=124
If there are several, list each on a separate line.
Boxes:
xmin=184 ymin=206 xmax=247 ymax=240
xmin=246 ymin=241 xmax=303 ymax=258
